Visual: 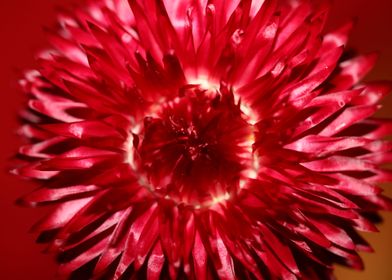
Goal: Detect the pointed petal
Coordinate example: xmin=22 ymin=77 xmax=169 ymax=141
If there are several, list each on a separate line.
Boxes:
xmin=147 ymin=242 xmax=165 ymax=280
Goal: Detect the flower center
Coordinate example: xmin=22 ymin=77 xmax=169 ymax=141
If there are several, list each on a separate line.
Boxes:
xmin=127 ymin=83 xmax=257 ymax=208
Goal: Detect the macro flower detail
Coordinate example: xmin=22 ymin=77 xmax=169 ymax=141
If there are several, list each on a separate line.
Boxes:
xmin=13 ymin=0 xmax=392 ymax=279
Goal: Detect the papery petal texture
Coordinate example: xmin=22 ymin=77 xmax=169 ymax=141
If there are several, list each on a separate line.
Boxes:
xmin=13 ymin=0 xmax=392 ymax=279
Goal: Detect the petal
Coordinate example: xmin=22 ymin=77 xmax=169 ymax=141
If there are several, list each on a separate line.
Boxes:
xmin=17 ymin=184 xmax=100 ymax=206
xmin=326 ymin=173 xmax=382 ymax=196
xmin=258 ymin=223 xmax=300 ymax=276
xmin=285 ymin=135 xmax=370 ymax=154
xmin=351 ymin=81 xmax=392 ymax=106
xmin=192 ymin=230 xmax=207 ymax=280
xmin=31 ymin=198 xmax=93 ymax=232
xmin=114 ymin=204 xmax=157 ymax=278
xmin=19 ymin=137 xmax=66 ymax=158
xmin=213 ymin=230 xmax=236 ymax=280
xmin=147 ymin=242 xmax=165 ymax=280
xmin=301 ymin=156 xmax=375 ymax=172
xmin=42 ymin=121 xmax=123 ymax=139
xmin=321 ymin=20 xmax=354 ymax=52
xmin=319 ymin=105 xmax=379 ymax=137
xmin=307 ymin=218 xmax=355 ymax=250
xmin=331 ymin=53 xmax=378 ymax=90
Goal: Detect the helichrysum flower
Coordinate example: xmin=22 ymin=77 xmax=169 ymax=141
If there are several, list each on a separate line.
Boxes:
xmin=13 ymin=0 xmax=392 ymax=279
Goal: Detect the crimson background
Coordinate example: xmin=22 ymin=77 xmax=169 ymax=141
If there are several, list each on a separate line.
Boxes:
xmin=0 ymin=1 xmax=391 ymax=279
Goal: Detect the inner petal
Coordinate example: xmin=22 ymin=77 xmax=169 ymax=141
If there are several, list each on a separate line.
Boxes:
xmin=128 ymin=83 xmax=257 ymax=208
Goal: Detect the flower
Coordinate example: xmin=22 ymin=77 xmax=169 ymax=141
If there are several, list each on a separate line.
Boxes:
xmin=13 ymin=0 xmax=392 ymax=279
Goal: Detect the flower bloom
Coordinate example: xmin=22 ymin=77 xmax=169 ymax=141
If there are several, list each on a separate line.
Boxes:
xmin=14 ymin=0 xmax=392 ymax=279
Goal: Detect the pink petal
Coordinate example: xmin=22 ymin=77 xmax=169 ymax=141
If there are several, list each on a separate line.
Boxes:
xmin=319 ymin=105 xmax=379 ymax=137
xmin=258 ymin=223 xmax=300 ymax=276
xmin=308 ymin=218 xmax=355 ymax=250
xmin=192 ymin=230 xmax=207 ymax=280
xmin=331 ymin=53 xmax=378 ymax=90
xmin=301 ymin=156 xmax=375 ymax=172
xmin=147 ymin=242 xmax=165 ymax=280
xmin=285 ymin=135 xmax=369 ymax=154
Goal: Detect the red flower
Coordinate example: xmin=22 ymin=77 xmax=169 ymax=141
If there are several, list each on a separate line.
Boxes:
xmin=13 ymin=0 xmax=392 ymax=279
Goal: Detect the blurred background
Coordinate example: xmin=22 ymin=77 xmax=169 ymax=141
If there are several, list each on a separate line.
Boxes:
xmin=0 ymin=0 xmax=391 ymax=279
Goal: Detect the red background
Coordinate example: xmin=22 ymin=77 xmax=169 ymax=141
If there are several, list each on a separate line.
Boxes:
xmin=0 ymin=1 xmax=391 ymax=279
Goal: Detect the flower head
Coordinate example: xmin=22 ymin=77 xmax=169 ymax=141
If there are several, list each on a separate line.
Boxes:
xmin=14 ymin=0 xmax=392 ymax=279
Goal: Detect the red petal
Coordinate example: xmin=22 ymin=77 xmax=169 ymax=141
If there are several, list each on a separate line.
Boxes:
xmin=19 ymin=137 xmax=66 ymax=158
xmin=326 ymin=173 xmax=382 ymax=196
xmin=147 ymin=242 xmax=165 ymax=280
xmin=192 ymin=230 xmax=207 ymax=280
xmin=301 ymin=156 xmax=375 ymax=172
xmin=321 ymin=21 xmax=354 ymax=52
xmin=31 ymin=198 xmax=93 ymax=232
xmin=18 ymin=184 xmax=99 ymax=206
xmin=258 ymin=223 xmax=300 ymax=276
xmin=213 ymin=230 xmax=236 ymax=280
xmin=285 ymin=135 xmax=369 ymax=154
xmin=319 ymin=105 xmax=379 ymax=137
xmin=114 ymin=204 xmax=157 ymax=278
xmin=11 ymin=163 xmax=59 ymax=180
xmin=292 ymin=89 xmax=362 ymax=137
xmin=58 ymin=236 xmax=110 ymax=276
xmin=94 ymin=208 xmax=133 ymax=276
xmin=307 ymin=218 xmax=355 ymax=250
xmin=351 ymin=81 xmax=392 ymax=106
xmin=331 ymin=53 xmax=378 ymax=90
xmin=42 ymin=121 xmax=123 ymax=139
